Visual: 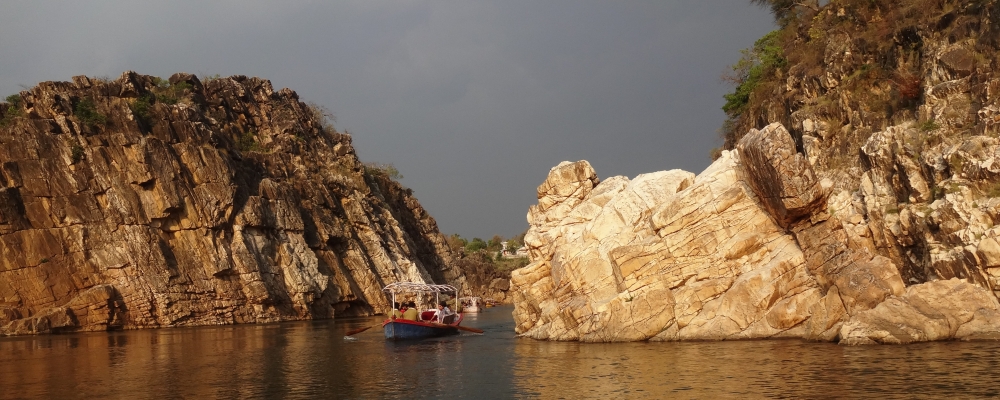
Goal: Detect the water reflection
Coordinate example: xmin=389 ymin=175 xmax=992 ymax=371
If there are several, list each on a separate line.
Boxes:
xmin=2 ymin=307 xmax=1000 ymax=399
xmin=512 ymin=338 xmax=1000 ymax=399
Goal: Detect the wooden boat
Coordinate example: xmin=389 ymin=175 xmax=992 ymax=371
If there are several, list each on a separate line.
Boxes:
xmin=381 ymin=282 xmax=464 ymax=341
xmin=382 ymin=312 xmax=464 ymax=340
xmin=459 ymin=297 xmax=482 ymax=313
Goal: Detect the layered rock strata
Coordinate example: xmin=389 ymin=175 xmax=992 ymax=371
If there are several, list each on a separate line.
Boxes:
xmin=512 ymin=123 xmax=1000 ymax=344
xmin=0 ymin=72 xmax=463 ymax=335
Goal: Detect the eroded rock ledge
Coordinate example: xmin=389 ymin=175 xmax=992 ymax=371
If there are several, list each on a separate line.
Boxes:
xmin=512 ymin=123 xmax=1000 ymax=344
xmin=0 ymin=72 xmax=463 ymax=335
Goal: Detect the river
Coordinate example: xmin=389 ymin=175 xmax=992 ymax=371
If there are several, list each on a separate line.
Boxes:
xmin=2 ymin=305 xmax=1000 ymax=399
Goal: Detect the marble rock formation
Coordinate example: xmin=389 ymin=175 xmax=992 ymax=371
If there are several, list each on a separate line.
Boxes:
xmin=0 ymin=72 xmax=463 ymax=336
xmin=511 ymin=122 xmax=1000 ymax=344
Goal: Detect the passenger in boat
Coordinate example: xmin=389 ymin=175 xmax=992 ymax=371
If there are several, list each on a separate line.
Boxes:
xmin=391 ymin=302 xmax=402 ymax=319
xmin=402 ymin=301 xmax=418 ymax=321
xmin=432 ymin=301 xmax=455 ymax=323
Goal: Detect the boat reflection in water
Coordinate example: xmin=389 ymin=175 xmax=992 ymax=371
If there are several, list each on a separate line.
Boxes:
xmin=3 ymin=306 xmax=1000 ymax=398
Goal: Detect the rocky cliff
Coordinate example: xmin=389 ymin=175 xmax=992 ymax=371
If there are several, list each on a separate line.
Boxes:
xmin=453 ymin=252 xmax=514 ymax=304
xmin=0 ymin=72 xmax=464 ymax=335
xmin=512 ymin=0 xmax=1000 ymax=344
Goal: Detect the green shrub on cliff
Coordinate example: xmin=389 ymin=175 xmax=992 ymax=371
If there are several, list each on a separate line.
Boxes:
xmin=363 ymin=162 xmax=403 ymax=180
xmin=202 ymin=74 xmax=222 ymax=83
xmin=130 ymin=93 xmax=154 ymax=128
xmin=73 ymin=98 xmax=107 ymax=128
xmin=919 ymin=119 xmax=941 ymax=132
xmin=307 ymin=102 xmax=336 ymax=133
xmin=982 ymin=181 xmax=1000 ymax=198
xmin=71 ymin=143 xmax=85 ymax=163
xmin=0 ymin=94 xmax=23 ymax=127
xmin=238 ymin=130 xmax=267 ymax=152
xmin=447 ymin=234 xmax=468 ymax=253
xmin=722 ymin=30 xmax=785 ymax=119
xmin=750 ymin=0 xmax=820 ymax=26
xmin=149 ymin=77 xmax=192 ymax=105
xmin=494 ymin=256 xmax=529 ymax=272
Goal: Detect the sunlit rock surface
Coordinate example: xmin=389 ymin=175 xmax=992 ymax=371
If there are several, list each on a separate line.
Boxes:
xmin=0 ymin=72 xmax=463 ymax=335
xmin=512 ymin=122 xmax=1000 ymax=344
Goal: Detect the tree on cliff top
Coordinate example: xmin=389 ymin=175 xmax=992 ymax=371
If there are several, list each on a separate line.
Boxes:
xmin=447 ymin=234 xmax=467 ymax=254
xmin=363 ymin=162 xmax=403 ymax=180
xmin=751 ymin=0 xmax=821 ymax=25
xmin=306 ymin=102 xmax=336 ymax=133
xmin=721 ymin=31 xmax=785 ymax=119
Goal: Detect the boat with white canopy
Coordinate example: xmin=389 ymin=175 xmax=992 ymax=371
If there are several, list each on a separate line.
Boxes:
xmin=459 ymin=296 xmax=483 ymax=313
xmin=381 ymin=282 xmax=467 ymax=340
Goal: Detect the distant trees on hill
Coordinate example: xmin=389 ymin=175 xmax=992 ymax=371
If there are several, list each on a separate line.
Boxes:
xmin=448 ymin=231 xmax=527 ymax=257
xmin=448 ymin=231 xmax=530 ymax=272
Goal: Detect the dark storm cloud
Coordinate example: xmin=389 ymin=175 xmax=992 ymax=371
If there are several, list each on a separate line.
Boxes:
xmin=0 ymin=0 xmax=774 ymax=239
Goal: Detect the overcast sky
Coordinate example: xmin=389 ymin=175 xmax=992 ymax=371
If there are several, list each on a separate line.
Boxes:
xmin=0 ymin=1 xmax=774 ymax=239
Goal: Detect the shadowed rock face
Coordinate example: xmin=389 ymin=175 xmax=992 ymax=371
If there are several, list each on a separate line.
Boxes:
xmin=0 ymin=72 xmax=463 ymax=336
xmin=512 ymin=122 xmax=1000 ymax=344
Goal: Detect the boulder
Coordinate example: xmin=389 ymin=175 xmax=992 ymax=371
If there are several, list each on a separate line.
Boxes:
xmin=737 ymin=122 xmax=826 ymax=228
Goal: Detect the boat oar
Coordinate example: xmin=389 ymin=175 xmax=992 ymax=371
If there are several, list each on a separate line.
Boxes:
xmin=345 ymin=324 xmax=379 ymax=336
xmin=455 ymin=325 xmax=484 ymax=334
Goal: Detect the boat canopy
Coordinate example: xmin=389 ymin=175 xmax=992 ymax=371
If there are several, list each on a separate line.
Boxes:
xmin=383 ymin=282 xmax=457 ymax=294
xmin=383 ymin=282 xmax=459 ymax=316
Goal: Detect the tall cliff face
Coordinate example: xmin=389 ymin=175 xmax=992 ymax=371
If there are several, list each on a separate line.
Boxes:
xmin=0 ymin=72 xmax=464 ymax=335
xmin=738 ymin=1 xmax=1000 ymax=289
xmin=512 ymin=1 xmax=1000 ymax=344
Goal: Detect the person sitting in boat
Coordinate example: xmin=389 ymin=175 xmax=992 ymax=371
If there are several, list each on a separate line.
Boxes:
xmin=431 ymin=301 xmax=455 ymax=323
xmin=391 ymin=302 xmax=402 ymax=319
xmin=402 ymin=301 xmax=419 ymax=321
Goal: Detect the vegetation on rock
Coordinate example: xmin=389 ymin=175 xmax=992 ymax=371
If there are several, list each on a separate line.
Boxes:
xmin=447 ymin=231 xmax=526 ymax=302
xmin=73 ymin=97 xmax=107 ymax=129
xmin=720 ymin=0 xmax=1000 ymax=156
xmin=1 ymin=94 xmax=23 ymax=127
xmin=363 ymin=162 xmax=403 ymax=180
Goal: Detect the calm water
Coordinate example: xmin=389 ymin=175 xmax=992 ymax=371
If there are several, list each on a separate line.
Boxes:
xmin=3 ymin=306 xmax=1000 ymax=399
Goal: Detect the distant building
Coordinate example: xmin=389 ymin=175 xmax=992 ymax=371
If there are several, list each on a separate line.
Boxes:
xmin=499 ymin=241 xmax=529 ymax=259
